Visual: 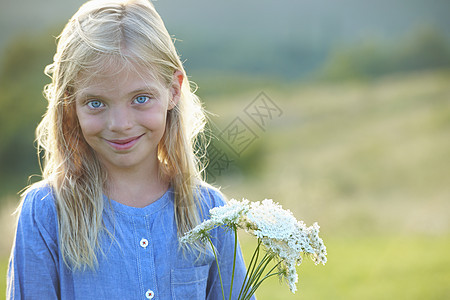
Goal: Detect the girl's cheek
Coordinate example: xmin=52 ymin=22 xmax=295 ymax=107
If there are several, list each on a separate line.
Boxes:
xmin=140 ymin=110 xmax=166 ymax=129
xmin=77 ymin=112 xmax=105 ymax=135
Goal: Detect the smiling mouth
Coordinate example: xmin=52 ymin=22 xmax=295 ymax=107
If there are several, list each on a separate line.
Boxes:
xmin=105 ymin=134 xmax=145 ymax=151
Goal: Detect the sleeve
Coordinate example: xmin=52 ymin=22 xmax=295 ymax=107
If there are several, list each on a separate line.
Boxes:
xmin=7 ymin=186 xmax=61 ymax=300
xmin=203 ymin=188 xmax=256 ymax=300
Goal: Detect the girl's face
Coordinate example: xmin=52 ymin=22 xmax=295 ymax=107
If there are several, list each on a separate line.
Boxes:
xmin=74 ymin=64 xmax=181 ymax=173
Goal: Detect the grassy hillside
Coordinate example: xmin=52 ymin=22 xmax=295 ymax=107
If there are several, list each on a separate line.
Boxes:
xmin=244 ymin=235 xmax=450 ymax=299
xmin=205 ymin=70 xmax=450 ymax=298
xmin=1 ymin=70 xmax=449 ymax=298
xmin=209 ymin=70 xmax=450 ymax=237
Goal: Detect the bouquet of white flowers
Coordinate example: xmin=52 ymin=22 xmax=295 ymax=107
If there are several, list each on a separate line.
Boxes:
xmin=180 ymin=199 xmax=327 ymax=299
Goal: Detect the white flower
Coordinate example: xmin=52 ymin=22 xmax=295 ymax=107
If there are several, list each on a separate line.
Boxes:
xmin=210 ymin=198 xmax=249 ymax=226
xmin=179 ymin=198 xmax=327 ymax=295
xmin=246 ymin=199 xmax=298 ymax=240
xmin=180 ymin=199 xmax=249 ymax=244
xmin=306 ymin=222 xmax=327 ymax=265
xmin=286 ymin=265 xmax=299 ymax=293
xmin=179 ymin=219 xmax=216 ymax=244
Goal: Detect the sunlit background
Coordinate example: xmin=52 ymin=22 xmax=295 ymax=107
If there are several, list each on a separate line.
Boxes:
xmin=1 ymin=0 xmax=449 ymax=298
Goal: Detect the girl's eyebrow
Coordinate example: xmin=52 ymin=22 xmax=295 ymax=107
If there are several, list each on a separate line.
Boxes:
xmin=127 ymin=87 xmax=161 ymax=96
xmin=77 ymin=86 xmax=161 ymax=100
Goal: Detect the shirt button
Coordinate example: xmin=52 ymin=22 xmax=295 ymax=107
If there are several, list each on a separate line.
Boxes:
xmin=145 ymin=289 xmax=154 ymax=299
xmin=140 ymin=238 xmax=149 ymax=248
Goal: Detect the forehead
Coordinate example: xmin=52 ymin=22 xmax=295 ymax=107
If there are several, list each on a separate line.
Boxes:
xmin=74 ymin=57 xmax=164 ymax=95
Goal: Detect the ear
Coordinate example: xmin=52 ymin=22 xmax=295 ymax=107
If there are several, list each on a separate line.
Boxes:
xmin=168 ymin=70 xmax=183 ymax=110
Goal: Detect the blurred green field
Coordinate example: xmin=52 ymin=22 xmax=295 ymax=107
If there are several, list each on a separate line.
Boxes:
xmin=1 ymin=70 xmax=449 ymax=299
xmin=242 ymin=235 xmax=450 ymax=299
xmin=1 ymin=258 xmax=7 ymax=298
xmin=208 ymin=69 xmax=450 ymax=298
xmin=2 ymin=236 xmax=449 ymax=299
xmin=211 ymin=70 xmax=450 ymax=238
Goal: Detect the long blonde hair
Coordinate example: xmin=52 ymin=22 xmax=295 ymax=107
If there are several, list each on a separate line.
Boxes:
xmin=30 ymin=0 xmax=207 ymax=270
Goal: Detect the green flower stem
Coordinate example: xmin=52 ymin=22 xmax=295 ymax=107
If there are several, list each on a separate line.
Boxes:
xmin=249 ymin=252 xmax=272 ymax=285
xmin=238 ymin=239 xmax=262 ymax=299
xmin=244 ymin=271 xmax=282 ymax=300
xmin=240 ymin=251 xmax=274 ymax=299
xmin=243 ymin=260 xmax=283 ymax=300
xmin=229 ymin=227 xmax=238 ymax=300
xmin=207 ymin=236 xmax=225 ymax=300
xmin=255 ymin=260 xmax=282 ymax=289
xmin=245 ymin=253 xmax=273 ymax=295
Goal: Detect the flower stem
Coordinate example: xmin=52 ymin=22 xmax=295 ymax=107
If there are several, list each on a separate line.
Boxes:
xmin=244 ymin=271 xmax=282 ymax=300
xmin=240 ymin=250 xmax=273 ymax=299
xmin=207 ymin=236 xmax=225 ymax=300
xmin=245 ymin=252 xmax=273 ymax=293
xmin=238 ymin=239 xmax=261 ymax=299
xmin=243 ymin=260 xmax=282 ymax=300
xmin=229 ymin=227 xmax=238 ymax=300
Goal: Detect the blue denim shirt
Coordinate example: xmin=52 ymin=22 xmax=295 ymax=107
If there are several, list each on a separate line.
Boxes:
xmin=8 ymin=184 xmax=253 ymax=299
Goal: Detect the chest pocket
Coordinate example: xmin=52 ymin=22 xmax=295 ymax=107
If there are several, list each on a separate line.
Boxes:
xmin=171 ymin=264 xmax=210 ymax=299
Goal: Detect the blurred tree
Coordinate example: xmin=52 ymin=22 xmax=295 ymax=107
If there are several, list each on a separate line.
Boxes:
xmin=319 ymin=41 xmax=391 ymax=80
xmin=318 ymin=25 xmax=450 ymax=81
xmin=395 ymin=26 xmax=450 ymax=72
xmin=0 ymin=32 xmax=55 ymax=198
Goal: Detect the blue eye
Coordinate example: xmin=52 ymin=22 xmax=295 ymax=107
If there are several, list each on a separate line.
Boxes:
xmin=134 ymin=95 xmax=150 ymax=104
xmin=87 ymin=100 xmax=104 ymax=109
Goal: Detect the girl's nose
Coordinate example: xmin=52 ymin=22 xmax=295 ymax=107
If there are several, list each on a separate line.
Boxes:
xmin=108 ymin=106 xmax=133 ymax=132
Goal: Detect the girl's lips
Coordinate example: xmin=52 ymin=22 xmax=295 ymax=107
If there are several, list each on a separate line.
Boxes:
xmin=105 ymin=134 xmax=144 ymax=151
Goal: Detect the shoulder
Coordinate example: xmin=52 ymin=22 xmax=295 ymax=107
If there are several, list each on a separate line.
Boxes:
xmin=196 ymin=183 xmax=227 ymax=210
xmin=18 ymin=182 xmax=58 ymax=231
xmin=21 ymin=182 xmax=56 ymax=214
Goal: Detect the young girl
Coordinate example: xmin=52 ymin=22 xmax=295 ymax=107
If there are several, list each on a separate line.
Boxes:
xmin=7 ymin=0 xmax=252 ymax=299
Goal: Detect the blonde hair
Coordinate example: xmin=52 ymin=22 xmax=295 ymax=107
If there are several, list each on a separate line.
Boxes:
xmin=31 ymin=0 xmax=207 ymax=270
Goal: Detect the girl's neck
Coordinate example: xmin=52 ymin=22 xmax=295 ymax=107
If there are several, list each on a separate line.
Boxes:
xmin=104 ymin=160 xmax=169 ymax=208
